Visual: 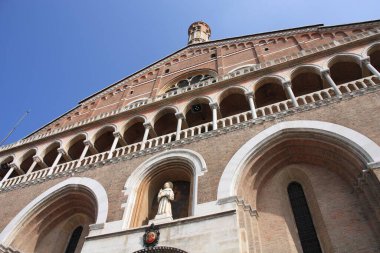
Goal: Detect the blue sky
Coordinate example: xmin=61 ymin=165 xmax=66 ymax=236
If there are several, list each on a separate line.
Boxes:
xmin=0 ymin=0 xmax=378 ymax=145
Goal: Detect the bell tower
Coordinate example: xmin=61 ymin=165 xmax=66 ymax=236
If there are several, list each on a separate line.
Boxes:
xmin=188 ymin=21 xmax=211 ymax=45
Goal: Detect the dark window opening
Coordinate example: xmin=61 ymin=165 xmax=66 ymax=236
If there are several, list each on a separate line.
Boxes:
xmin=165 ymin=69 xmax=170 ymax=74
xmin=178 ymin=80 xmax=190 ymax=88
xmin=264 ymin=47 xmax=269 ymax=51
xmin=130 ymin=90 xmax=134 ymax=95
xmin=211 ymin=53 xmax=217 ymax=58
xmin=288 ymin=182 xmax=322 ymax=253
xmin=65 ymin=226 xmax=83 ymax=253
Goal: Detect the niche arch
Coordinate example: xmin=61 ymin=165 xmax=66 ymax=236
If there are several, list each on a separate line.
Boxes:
xmin=0 ymin=177 xmax=108 ymax=252
xmin=122 ymin=149 xmax=207 ymax=229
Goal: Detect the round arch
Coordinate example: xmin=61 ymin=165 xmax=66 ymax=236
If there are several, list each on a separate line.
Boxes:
xmin=362 ymin=41 xmax=380 ymax=57
xmin=325 ymin=53 xmax=363 ymax=68
xmin=122 ymin=149 xmax=207 ymax=229
xmin=91 ymin=124 xmax=117 ymax=143
xmin=289 ymin=64 xmax=323 ymax=80
xmin=65 ymin=133 xmax=88 ymax=151
xmin=152 ymin=106 xmax=179 ymax=126
xmin=217 ymin=120 xmax=380 ymax=200
xmin=182 ymin=96 xmax=213 ymax=115
xmin=0 ymin=177 xmax=108 ymax=247
xmin=216 ymin=86 xmax=248 ymax=105
xmin=159 ymin=69 xmax=217 ymax=95
xmin=252 ymin=75 xmax=285 ymax=92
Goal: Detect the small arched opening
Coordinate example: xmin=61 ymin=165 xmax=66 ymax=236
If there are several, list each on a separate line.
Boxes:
xmin=153 ymin=108 xmax=178 ymax=137
xmin=254 ymin=78 xmax=287 ymax=107
xmin=368 ymin=45 xmax=380 ymax=72
xmin=43 ymin=142 xmax=63 ymax=167
xmin=219 ymin=88 xmax=250 ymax=118
xmin=67 ymin=134 xmax=89 ymax=160
xmin=0 ymin=156 xmax=17 ymax=179
xmin=20 ymin=149 xmax=41 ymax=173
xmin=291 ymin=67 xmax=325 ymax=97
xmin=123 ymin=117 xmax=147 ymax=145
xmin=328 ymin=56 xmax=364 ymax=85
xmin=184 ymin=98 xmax=212 ymax=128
xmin=94 ymin=126 xmax=119 ymax=153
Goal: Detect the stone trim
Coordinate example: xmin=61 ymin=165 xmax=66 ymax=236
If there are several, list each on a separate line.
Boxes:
xmin=0 ymin=177 xmax=108 ymax=246
xmin=121 ymin=149 xmax=207 ymax=229
xmin=217 ymin=120 xmax=380 ymax=200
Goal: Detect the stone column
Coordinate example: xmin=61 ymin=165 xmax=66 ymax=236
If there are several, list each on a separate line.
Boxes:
xmin=24 ymin=156 xmax=46 ymax=182
xmin=79 ymin=142 xmax=90 ymax=161
xmin=141 ymin=123 xmax=153 ymax=149
xmin=27 ymin=159 xmax=38 ymax=174
xmin=245 ymin=92 xmax=257 ymax=119
xmin=0 ymin=165 xmax=14 ymax=186
xmin=282 ymin=81 xmax=299 ymax=107
xmin=51 ymin=149 xmax=64 ymax=168
xmin=107 ymin=132 xmax=121 ymax=159
xmin=322 ymin=69 xmax=342 ymax=96
xmin=175 ymin=113 xmax=185 ymax=141
xmin=209 ymin=102 xmax=219 ymax=130
xmin=362 ymin=57 xmax=380 ymax=79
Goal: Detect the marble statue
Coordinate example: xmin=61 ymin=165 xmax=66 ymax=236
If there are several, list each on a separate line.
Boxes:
xmin=156 ymin=182 xmax=174 ymax=217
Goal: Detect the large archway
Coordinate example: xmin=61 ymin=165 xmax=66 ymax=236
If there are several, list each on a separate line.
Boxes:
xmin=217 ymin=121 xmax=380 ymax=253
xmin=0 ymin=177 xmax=108 ymax=253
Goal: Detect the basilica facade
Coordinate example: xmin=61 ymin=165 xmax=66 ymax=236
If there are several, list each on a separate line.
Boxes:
xmin=0 ymin=20 xmax=379 ymax=253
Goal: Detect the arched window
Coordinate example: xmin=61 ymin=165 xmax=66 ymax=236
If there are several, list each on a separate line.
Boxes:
xmin=65 ymin=226 xmax=83 ymax=253
xmin=288 ymin=182 xmax=322 ymax=253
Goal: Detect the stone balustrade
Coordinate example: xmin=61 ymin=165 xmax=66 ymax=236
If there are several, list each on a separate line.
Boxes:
xmin=0 ymin=27 xmax=379 ymax=153
xmin=1 ymin=75 xmax=379 ymax=192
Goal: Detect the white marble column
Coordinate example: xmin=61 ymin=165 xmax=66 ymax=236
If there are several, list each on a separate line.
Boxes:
xmin=51 ymin=149 xmax=64 ymax=168
xmin=141 ymin=123 xmax=153 ymax=149
xmin=26 ymin=158 xmax=39 ymax=174
xmin=245 ymin=92 xmax=257 ymax=119
xmin=209 ymin=102 xmax=219 ymax=130
xmin=175 ymin=113 xmax=185 ymax=141
xmin=362 ymin=57 xmax=380 ymax=79
xmin=322 ymin=69 xmax=342 ymax=96
xmin=282 ymin=81 xmax=299 ymax=107
xmin=0 ymin=165 xmax=14 ymax=187
xmin=107 ymin=132 xmax=122 ymax=159
xmin=79 ymin=142 xmax=90 ymax=161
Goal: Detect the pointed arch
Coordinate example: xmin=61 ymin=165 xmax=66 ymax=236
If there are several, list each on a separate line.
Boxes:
xmin=217 ymin=120 xmax=380 ymax=200
xmin=0 ymin=177 xmax=108 ymax=247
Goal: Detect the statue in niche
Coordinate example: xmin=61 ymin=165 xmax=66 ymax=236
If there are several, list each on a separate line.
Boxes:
xmin=155 ymin=182 xmax=175 ymax=218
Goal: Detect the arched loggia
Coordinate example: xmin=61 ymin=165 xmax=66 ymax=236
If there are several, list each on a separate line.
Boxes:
xmin=219 ymin=88 xmax=250 ymax=118
xmin=184 ymin=98 xmax=213 ymax=128
xmin=290 ymin=67 xmax=325 ymax=97
xmin=254 ymin=78 xmax=288 ymax=108
xmin=328 ymin=55 xmax=364 ymax=85
xmin=153 ymin=107 xmax=178 ymax=137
